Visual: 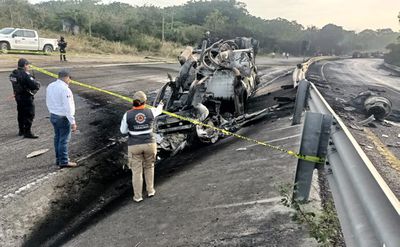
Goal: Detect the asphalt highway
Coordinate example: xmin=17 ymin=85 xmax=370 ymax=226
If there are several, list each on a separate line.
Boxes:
xmin=1 ymin=56 xmax=314 ymax=246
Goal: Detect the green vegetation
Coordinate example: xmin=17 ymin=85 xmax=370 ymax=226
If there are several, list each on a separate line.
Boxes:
xmin=279 ymin=184 xmax=343 ymax=247
xmin=384 ymin=12 xmax=400 ymax=66
xmin=0 ymin=0 xmax=399 ymax=56
xmin=28 ymin=29 xmax=182 ymax=58
xmin=385 ymin=43 xmax=400 ymax=66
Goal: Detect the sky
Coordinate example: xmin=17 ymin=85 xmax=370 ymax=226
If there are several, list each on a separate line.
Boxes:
xmin=28 ymin=0 xmax=400 ymax=32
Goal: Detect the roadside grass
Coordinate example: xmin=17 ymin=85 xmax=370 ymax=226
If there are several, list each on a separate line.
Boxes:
xmin=279 ymin=183 xmax=343 ymax=247
xmin=38 ymin=30 xmax=183 ymax=59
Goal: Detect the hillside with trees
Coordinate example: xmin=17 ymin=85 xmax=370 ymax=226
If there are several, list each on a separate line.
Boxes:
xmin=384 ymin=12 xmax=400 ymax=66
xmin=0 ymin=0 xmax=399 ymax=56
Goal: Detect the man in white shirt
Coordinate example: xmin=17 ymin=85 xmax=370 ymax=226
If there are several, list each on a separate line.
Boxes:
xmin=46 ymin=69 xmax=78 ymax=168
xmin=120 ymin=91 xmax=163 ymax=202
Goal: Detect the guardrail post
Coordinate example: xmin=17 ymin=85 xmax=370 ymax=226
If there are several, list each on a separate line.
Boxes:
xmin=292 ymin=80 xmax=310 ymax=125
xmin=293 ymin=111 xmax=332 ymax=202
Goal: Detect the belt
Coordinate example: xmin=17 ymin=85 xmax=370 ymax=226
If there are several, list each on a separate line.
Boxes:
xmin=51 ymin=113 xmax=67 ymax=118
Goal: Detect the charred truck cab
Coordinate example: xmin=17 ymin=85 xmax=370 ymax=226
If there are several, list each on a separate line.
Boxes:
xmin=154 ymin=37 xmax=260 ymax=157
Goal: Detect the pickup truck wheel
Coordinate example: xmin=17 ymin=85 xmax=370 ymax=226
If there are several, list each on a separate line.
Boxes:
xmin=0 ymin=42 xmax=9 ymax=52
xmin=43 ymin=45 xmax=53 ymax=53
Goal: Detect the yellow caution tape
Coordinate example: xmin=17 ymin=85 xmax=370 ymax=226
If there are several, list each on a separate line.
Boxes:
xmin=31 ymin=64 xmax=325 ymax=164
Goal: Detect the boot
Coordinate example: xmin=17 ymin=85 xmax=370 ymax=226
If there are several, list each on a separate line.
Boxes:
xmin=60 ymin=55 xmax=63 ymax=62
xmin=63 ymin=55 xmax=67 ymax=62
xmin=24 ymin=131 xmax=39 ymax=139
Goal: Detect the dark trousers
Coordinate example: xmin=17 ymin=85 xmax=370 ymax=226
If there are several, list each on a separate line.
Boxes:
xmin=16 ymin=98 xmax=35 ymax=134
xmin=59 ymin=49 xmax=66 ymax=61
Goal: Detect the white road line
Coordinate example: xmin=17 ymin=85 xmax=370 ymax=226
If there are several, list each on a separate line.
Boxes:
xmin=321 ymin=62 xmax=330 ymax=81
xmin=1 ymin=172 xmax=58 ymax=200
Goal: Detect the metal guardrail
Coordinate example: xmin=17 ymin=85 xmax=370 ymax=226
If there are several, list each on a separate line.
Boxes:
xmin=293 ymin=110 xmax=332 ymax=202
xmin=292 ymin=56 xmax=334 ymax=88
xmin=308 ymin=82 xmax=400 ymax=247
xmin=292 ymin=57 xmax=400 ymax=246
xmin=294 ymin=78 xmax=400 ymax=247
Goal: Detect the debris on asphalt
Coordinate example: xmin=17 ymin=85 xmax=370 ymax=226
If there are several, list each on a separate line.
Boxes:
xmin=382 ymin=134 xmax=389 ymax=138
xmin=349 ymin=91 xmax=375 ymax=107
xmin=348 ymin=91 xmax=392 ymax=120
xmin=381 ymin=121 xmax=393 ymax=127
xmin=357 ymin=115 xmax=375 ymax=126
xmin=364 ymin=95 xmax=392 ymax=120
xmin=26 ymin=149 xmax=49 ymax=158
xmin=344 ymin=106 xmax=356 ymax=112
xmin=236 ymin=147 xmax=247 ymax=151
xmin=368 ymin=87 xmax=386 ymax=93
xmin=335 ymin=97 xmax=346 ymax=104
xmin=365 ymin=145 xmax=374 ymax=150
xmin=387 ymin=143 xmax=400 ymax=148
xmin=349 ymin=124 xmax=364 ymax=131
xmin=383 ymin=120 xmax=400 ymax=127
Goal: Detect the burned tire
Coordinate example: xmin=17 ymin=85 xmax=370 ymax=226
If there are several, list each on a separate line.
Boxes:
xmin=43 ymin=45 xmax=53 ymax=53
xmin=0 ymin=42 xmax=9 ymax=52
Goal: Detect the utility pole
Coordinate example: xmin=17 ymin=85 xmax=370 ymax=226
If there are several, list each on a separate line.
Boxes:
xmin=9 ymin=5 xmax=13 ymax=26
xmin=162 ymin=13 xmax=165 ymax=43
xmin=171 ymin=12 xmax=174 ymax=30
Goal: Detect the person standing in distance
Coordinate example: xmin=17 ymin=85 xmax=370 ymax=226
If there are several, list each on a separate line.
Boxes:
xmin=9 ymin=58 xmax=41 ymax=138
xmin=58 ymin=36 xmax=68 ymax=62
xmin=46 ymin=69 xmax=78 ymax=168
xmin=120 ymin=91 xmax=164 ymax=202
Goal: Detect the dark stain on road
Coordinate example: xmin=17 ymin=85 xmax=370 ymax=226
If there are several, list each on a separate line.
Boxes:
xmin=21 ymin=68 xmax=296 ymax=247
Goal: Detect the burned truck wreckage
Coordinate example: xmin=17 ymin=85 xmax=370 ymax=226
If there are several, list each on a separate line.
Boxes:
xmin=153 ymin=37 xmax=264 ymax=157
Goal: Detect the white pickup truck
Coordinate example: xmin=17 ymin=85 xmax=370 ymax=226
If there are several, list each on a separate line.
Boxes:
xmin=0 ymin=28 xmax=58 ymax=53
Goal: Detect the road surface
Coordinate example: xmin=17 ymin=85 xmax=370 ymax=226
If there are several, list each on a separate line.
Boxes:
xmin=0 ymin=56 xmax=316 ymax=246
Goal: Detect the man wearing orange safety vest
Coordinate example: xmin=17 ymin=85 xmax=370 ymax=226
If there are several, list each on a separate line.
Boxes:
xmin=120 ymin=91 xmax=164 ymax=202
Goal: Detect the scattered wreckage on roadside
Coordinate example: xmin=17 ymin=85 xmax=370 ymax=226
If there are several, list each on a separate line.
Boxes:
xmin=153 ymin=37 xmax=264 ymax=158
xmin=338 ymin=90 xmax=394 ymax=129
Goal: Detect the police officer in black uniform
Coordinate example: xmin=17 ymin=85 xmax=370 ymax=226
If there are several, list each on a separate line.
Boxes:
xmin=9 ymin=58 xmax=41 ymax=138
xmin=58 ymin=36 xmax=67 ymax=62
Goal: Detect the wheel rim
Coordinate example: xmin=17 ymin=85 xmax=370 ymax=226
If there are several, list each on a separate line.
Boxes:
xmin=1 ymin=43 xmax=8 ymax=51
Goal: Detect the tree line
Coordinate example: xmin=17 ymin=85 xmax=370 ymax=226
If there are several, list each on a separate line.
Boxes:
xmin=384 ymin=12 xmax=400 ymax=66
xmin=0 ymin=0 xmax=399 ymax=56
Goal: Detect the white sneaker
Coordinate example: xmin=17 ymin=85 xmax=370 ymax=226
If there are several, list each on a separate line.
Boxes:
xmin=133 ymin=197 xmax=143 ymax=202
xmin=148 ymin=191 xmax=156 ymax=197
